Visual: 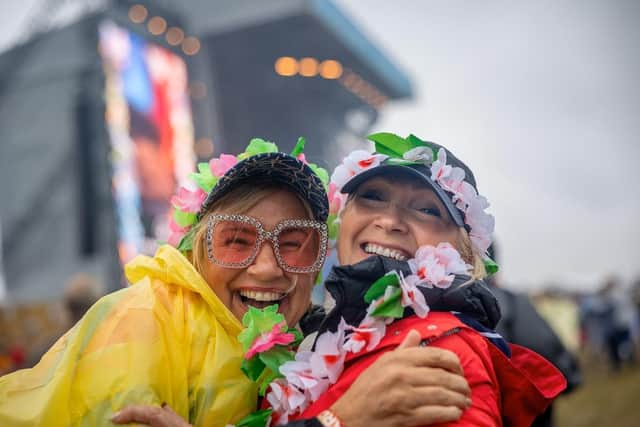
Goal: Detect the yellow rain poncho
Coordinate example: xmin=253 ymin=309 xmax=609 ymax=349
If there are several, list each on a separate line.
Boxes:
xmin=0 ymin=245 xmax=257 ymax=426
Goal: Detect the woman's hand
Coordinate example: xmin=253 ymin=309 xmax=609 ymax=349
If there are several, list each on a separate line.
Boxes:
xmin=111 ymin=403 xmax=191 ymax=427
xmin=110 ymin=331 xmax=470 ymax=427
xmin=329 ymin=330 xmax=471 ymax=427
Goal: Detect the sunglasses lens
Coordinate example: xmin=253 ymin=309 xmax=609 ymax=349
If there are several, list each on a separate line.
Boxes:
xmin=277 ymin=226 xmax=321 ymax=270
xmin=210 ymin=220 xmax=258 ymax=265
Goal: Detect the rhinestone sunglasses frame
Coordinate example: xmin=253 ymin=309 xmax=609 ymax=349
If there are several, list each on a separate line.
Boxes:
xmin=206 ymin=213 xmax=328 ymax=273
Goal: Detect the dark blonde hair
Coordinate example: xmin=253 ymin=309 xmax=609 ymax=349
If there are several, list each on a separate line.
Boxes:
xmin=456 ymin=228 xmax=487 ymax=280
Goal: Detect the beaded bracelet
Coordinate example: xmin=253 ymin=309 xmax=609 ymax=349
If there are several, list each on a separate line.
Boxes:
xmin=316 ymin=409 xmax=344 ymax=427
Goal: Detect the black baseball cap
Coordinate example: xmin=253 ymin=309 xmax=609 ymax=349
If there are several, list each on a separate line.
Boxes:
xmin=340 ymin=140 xmax=478 ymax=229
xmin=199 ymin=152 xmax=329 ymax=222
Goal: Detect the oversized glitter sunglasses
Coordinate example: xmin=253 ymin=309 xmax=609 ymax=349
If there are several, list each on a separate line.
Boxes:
xmin=206 ymin=214 xmax=328 ymax=273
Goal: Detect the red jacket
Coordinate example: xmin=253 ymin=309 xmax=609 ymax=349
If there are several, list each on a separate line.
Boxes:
xmin=298 ymin=312 xmax=566 ymax=427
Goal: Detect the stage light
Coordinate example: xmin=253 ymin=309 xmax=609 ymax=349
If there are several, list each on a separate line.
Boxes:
xmin=299 ymin=57 xmax=319 ymax=77
xmin=195 ymin=138 xmax=215 ymax=158
xmin=182 ymin=37 xmax=201 ymax=55
xmin=337 ymin=68 xmax=387 ymax=109
xmin=166 ymin=27 xmax=184 ymax=46
xmin=340 ymin=71 xmax=358 ymax=89
xmin=148 ymin=16 xmax=167 ymax=35
xmin=376 ymin=96 xmax=388 ymax=106
xmin=128 ymin=5 xmax=147 ymax=23
xmin=352 ymin=79 xmax=368 ymax=95
xmin=274 ymin=57 xmax=298 ymax=76
xmin=319 ymin=59 xmax=343 ymax=79
xmin=189 ymin=81 xmax=207 ymax=99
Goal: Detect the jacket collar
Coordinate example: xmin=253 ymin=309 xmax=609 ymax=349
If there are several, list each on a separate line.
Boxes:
xmin=319 ymin=255 xmax=501 ymax=334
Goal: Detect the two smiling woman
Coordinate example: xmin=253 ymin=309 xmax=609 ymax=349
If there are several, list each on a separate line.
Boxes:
xmin=0 ymin=137 xmax=472 ymax=427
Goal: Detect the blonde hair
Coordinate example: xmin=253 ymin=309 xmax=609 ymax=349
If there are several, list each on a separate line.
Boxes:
xmin=189 ymin=183 xmax=314 ymax=275
xmin=456 ymin=228 xmax=487 ymax=281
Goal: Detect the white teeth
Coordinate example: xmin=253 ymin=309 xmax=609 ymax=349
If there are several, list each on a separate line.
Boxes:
xmin=364 ymin=244 xmax=408 ymax=261
xmin=239 ymin=290 xmax=285 ymax=302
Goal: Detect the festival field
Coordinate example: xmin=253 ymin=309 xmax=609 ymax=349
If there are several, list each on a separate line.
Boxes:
xmin=555 ymin=357 xmax=640 ymax=427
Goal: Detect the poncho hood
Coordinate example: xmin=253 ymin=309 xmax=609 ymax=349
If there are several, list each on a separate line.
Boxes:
xmin=125 ymin=244 xmax=243 ymax=335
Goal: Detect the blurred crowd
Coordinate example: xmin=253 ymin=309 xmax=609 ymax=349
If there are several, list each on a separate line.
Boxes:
xmin=0 ymin=273 xmax=103 ymax=376
xmin=576 ymin=277 xmax=640 ymax=371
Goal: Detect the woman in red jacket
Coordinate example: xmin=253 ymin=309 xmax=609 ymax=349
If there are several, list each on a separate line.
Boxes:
xmin=263 ymin=133 xmax=566 ymax=427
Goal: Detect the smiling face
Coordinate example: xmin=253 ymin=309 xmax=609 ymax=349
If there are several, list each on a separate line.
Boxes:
xmin=337 ymin=175 xmax=461 ymax=266
xmin=198 ymin=189 xmax=315 ymax=326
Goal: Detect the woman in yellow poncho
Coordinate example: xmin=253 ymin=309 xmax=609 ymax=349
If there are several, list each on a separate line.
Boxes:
xmin=0 ymin=138 xmax=332 ymax=427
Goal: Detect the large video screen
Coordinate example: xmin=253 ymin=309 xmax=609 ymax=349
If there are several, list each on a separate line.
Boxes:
xmin=99 ymin=20 xmax=195 ymax=263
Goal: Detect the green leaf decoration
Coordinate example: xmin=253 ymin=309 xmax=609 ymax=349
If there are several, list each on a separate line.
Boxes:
xmin=289 ymin=328 xmax=304 ymax=347
xmin=308 ymin=162 xmax=329 ymax=186
xmin=484 ymin=257 xmax=500 ymax=275
xmin=238 ymin=138 xmax=279 ymax=160
xmin=290 ymin=136 xmax=306 ymax=157
xmin=235 ymin=409 xmax=273 ymax=427
xmin=259 ymin=346 xmax=295 ymax=378
xmin=176 ymin=228 xmax=195 ymax=252
xmin=173 ymin=209 xmax=197 ymax=227
xmin=315 ymin=270 xmax=324 ymax=285
xmin=367 ymin=132 xmax=423 ymax=158
xmin=407 ymin=134 xmax=438 ymax=160
xmin=327 ymin=214 xmax=340 ymax=241
xmin=257 ymin=368 xmax=281 ymax=397
xmin=189 ymin=162 xmax=218 ymax=192
xmin=370 ymin=287 xmax=404 ymax=318
xmin=238 ymin=305 xmax=285 ymax=351
xmin=241 ymin=355 xmax=267 ymax=381
xmin=406 ymin=134 xmax=424 ymax=146
xmin=364 ymin=272 xmax=401 ymax=303
xmin=385 ymin=157 xmax=420 ymax=166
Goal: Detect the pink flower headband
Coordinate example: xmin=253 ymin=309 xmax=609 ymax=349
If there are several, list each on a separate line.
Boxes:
xmin=168 ymin=137 xmax=330 ymax=252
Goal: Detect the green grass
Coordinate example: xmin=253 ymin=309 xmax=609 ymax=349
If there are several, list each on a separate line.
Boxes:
xmin=554 ymin=356 xmax=640 ymax=427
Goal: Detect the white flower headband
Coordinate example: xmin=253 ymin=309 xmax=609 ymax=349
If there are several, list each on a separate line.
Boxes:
xmin=327 ymin=132 xmax=497 ymax=274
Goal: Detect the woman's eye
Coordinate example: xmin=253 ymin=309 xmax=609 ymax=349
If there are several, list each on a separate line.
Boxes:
xmin=359 ymin=189 xmax=385 ymax=201
xmin=416 ymin=206 xmax=441 ymax=217
xmin=225 ymin=238 xmax=251 ymax=247
xmin=280 ymin=240 xmax=302 ymax=249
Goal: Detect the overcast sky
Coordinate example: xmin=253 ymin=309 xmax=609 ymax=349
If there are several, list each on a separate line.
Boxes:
xmin=1 ymin=1 xmax=639 ymax=292
xmin=336 ymin=0 xmax=640 ymax=291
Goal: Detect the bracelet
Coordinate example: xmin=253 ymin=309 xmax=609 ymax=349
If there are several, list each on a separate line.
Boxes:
xmin=316 ymin=409 xmax=344 ymax=427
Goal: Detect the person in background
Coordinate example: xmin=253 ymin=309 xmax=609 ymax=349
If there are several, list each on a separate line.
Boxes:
xmin=631 ymin=277 xmax=640 ymax=356
xmin=22 ymin=273 xmax=105 ymax=369
xmin=598 ymin=277 xmax=636 ymax=370
xmin=63 ymin=273 xmax=104 ymax=326
xmin=486 ymin=245 xmax=581 ymax=427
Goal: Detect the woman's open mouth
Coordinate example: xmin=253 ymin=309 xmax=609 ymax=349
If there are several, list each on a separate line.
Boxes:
xmin=361 ymin=243 xmax=410 ymax=261
xmin=238 ymin=290 xmax=288 ymax=309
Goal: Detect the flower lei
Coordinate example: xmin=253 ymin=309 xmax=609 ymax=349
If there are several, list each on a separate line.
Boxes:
xmin=234 ymin=242 xmax=471 ymax=426
xmin=168 ymin=137 xmax=332 ymax=252
xmin=328 ymin=133 xmax=498 ymax=274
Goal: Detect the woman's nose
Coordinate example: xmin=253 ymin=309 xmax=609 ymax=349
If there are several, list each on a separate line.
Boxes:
xmin=373 ymin=204 xmax=409 ymax=233
xmin=246 ymin=242 xmax=284 ymax=279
